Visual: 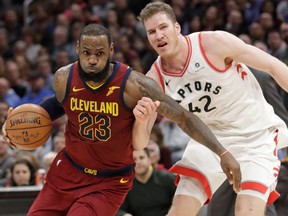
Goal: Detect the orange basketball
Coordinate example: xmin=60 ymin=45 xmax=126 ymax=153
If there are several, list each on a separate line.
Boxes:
xmin=5 ymin=104 xmax=52 ymax=150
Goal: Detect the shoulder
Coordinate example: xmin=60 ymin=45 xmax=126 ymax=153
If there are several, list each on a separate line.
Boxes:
xmin=53 ymin=63 xmax=73 ymax=101
xmin=201 ymin=30 xmax=241 ymax=46
xmin=54 ymin=63 xmax=73 ymax=81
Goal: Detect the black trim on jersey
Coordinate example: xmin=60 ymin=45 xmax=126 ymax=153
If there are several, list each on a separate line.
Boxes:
xmin=120 ymin=66 xmax=133 ymax=112
xmin=62 ymin=63 xmax=74 ymax=104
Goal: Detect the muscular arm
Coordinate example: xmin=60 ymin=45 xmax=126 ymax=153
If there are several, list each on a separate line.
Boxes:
xmin=126 ymin=70 xmax=241 ymax=191
xmin=39 ymin=65 xmax=71 ymax=120
xmin=202 ymin=31 xmax=288 ymax=92
xmin=126 ymin=71 xmax=227 ymax=156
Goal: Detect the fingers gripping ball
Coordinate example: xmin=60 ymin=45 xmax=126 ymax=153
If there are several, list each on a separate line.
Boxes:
xmin=5 ymin=104 xmax=52 ymax=150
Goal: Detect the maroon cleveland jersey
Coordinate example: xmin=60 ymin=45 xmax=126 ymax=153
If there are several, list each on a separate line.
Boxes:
xmin=62 ymin=61 xmax=135 ymax=170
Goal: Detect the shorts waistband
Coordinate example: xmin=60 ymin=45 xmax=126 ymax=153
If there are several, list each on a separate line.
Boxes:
xmin=64 ymin=150 xmax=134 ymax=177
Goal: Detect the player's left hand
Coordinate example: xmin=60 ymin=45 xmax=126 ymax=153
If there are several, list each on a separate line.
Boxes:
xmin=133 ymin=97 xmax=160 ymax=123
xmin=220 ymin=151 xmax=242 ymax=193
xmin=1 ymin=107 xmax=16 ymax=148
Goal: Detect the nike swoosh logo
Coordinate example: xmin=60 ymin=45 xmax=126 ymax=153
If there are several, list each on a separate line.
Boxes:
xmin=120 ymin=178 xmax=129 ymax=184
xmin=56 ymin=160 xmax=62 ymax=166
xmin=72 ymin=86 xmax=85 ymax=92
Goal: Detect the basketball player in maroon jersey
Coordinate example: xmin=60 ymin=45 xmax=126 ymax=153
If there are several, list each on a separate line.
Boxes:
xmin=3 ymin=24 xmax=240 ymax=216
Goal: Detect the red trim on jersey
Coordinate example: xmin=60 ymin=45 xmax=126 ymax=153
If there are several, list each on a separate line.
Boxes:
xmin=169 ymin=165 xmax=211 ymax=204
xmin=160 ymin=36 xmax=192 ymax=77
xmin=199 ymin=32 xmax=232 ymax=72
xmin=241 ymin=181 xmax=280 ymax=204
xmin=267 ymin=190 xmax=280 ymax=205
xmin=273 ymin=129 xmax=279 ymax=156
xmin=241 ymin=181 xmax=268 ymax=194
xmin=153 ymin=62 xmax=165 ymax=92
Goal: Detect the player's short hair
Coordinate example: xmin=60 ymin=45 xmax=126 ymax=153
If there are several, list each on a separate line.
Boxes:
xmin=138 ymin=1 xmax=176 ymax=24
xmin=78 ymin=24 xmax=112 ymax=45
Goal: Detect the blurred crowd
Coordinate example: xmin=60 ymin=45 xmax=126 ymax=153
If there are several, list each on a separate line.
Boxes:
xmin=0 ymin=0 xmax=288 ymax=215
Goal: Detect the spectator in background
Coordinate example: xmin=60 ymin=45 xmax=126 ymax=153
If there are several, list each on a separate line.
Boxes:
xmin=0 ymin=57 xmax=5 ymax=77
xmin=0 ymin=101 xmax=9 ymax=130
xmin=147 ymin=140 xmax=166 ymax=171
xmin=0 ymin=77 xmax=21 ymax=108
xmin=259 ymin=12 xmax=275 ymax=33
xmin=150 ymin=124 xmax=172 ymax=169
xmin=8 ymin=158 xmax=37 ymax=187
xmin=248 ymin=21 xmax=266 ymax=42
xmin=52 ymin=134 xmax=65 ymax=153
xmin=5 ymin=60 xmax=30 ymax=98
xmin=0 ymin=134 xmax=15 ymax=187
xmin=20 ymin=26 xmax=43 ymax=66
xmin=276 ymin=0 xmax=288 ymax=22
xmin=224 ymin=9 xmax=247 ymax=35
xmin=17 ymin=71 xmax=54 ymax=106
xmin=2 ymin=8 xmax=22 ymax=46
xmin=266 ymin=29 xmax=288 ymax=61
xmin=116 ymin=148 xmax=176 ymax=216
xmin=0 ymin=28 xmax=13 ymax=59
xmin=48 ymin=25 xmax=70 ymax=63
xmin=157 ymin=117 xmax=190 ymax=164
xmin=36 ymin=58 xmax=54 ymax=90
xmin=53 ymin=49 xmax=71 ymax=71
xmin=42 ymin=151 xmax=57 ymax=173
xmin=280 ymin=22 xmax=288 ymax=42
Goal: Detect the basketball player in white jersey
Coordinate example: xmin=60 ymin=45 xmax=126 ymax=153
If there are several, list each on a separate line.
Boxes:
xmin=135 ymin=2 xmax=288 ymax=216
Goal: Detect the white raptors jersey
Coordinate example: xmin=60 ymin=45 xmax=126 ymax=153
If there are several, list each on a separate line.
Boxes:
xmin=153 ymin=32 xmax=286 ymax=139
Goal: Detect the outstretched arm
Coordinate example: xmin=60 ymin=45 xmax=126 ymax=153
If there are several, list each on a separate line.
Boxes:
xmin=126 ymin=71 xmax=241 ymax=192
xmin=202 ymin=31 xmax=288 ymax=92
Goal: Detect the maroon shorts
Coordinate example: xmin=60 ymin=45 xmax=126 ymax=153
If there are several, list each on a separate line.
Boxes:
xmin=28 ymin=150 xmax=134 ymax=216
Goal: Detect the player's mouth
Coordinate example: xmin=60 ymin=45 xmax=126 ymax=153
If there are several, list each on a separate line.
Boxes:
xmin=86 ymin=67 xmax=97 ymax=73
xmin=157 ymin=42 xmax=167 ymax=48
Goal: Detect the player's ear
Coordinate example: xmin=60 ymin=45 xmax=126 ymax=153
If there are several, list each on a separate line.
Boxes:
xmin=109 ymin=42 xmax=114 ymax=57
xmin=175 ymin=22 xmax=181 ymax=35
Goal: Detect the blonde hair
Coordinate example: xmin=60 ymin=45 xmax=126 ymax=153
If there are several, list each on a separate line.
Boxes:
xmin=138 ymin=1 xmax=176 ymax=24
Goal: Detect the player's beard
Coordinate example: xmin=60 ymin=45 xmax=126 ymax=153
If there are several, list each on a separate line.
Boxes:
xmin=78 ymin=58 xmax=111 ymax=83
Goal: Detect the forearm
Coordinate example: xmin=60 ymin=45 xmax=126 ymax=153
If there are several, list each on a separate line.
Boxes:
xmin=39 ymin=95 xmax=65 ymax=121
xmin=179 ymin=111 xmax=226 ymax=156
xmin=132 ymin=113 xmax=157 ymax=150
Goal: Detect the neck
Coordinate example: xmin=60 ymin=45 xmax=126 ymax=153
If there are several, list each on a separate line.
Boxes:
xmin=135 ymin=166 xmax=153 ymax=184
xmin=160 ymin=35 xmax=188 ymax=71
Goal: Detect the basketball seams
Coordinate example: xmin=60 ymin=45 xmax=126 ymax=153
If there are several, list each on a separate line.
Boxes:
xmin=6 ymin=125 xmax=52 ymax=130
xmin=8 ymin=111 xmax=51 ymax=120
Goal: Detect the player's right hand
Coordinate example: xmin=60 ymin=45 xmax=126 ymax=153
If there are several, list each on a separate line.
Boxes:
xmin=219 ymin=151 xmax=242 ymax=193
xmin=2 ymin=107 xmax=16 ymax=148
xmin=133 ymin=97 xmax=160 ymax=123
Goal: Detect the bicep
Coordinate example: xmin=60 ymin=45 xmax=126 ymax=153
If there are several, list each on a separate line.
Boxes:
xmin=52 ymin=68 xmax=69 ymax=102
xmin=213 ymin=31 xmax=276 ymax=73
xmin=126 ymin=71 xmax=188 ymax=124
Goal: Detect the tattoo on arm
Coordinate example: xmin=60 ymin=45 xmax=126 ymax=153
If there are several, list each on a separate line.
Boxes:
xmin=134 ymin=73 xmax=226 ymax=155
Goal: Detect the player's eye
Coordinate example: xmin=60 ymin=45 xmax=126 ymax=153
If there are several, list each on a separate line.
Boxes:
xmin=96 ymin=52 xmax=104 ymax=56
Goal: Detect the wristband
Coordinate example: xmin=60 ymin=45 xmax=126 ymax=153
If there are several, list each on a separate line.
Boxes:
xmin=219 ymin=150 xmax=228 ymax=157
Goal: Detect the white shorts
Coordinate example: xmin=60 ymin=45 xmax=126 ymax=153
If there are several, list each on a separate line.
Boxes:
xmin=171 ymin=127 xmax=282 ymax=205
